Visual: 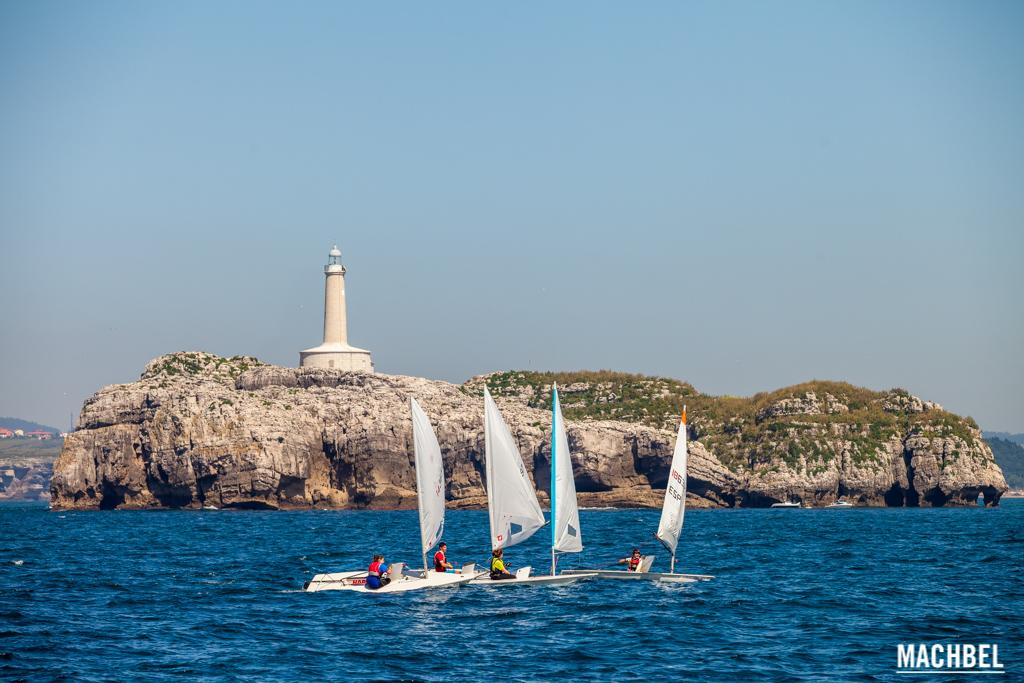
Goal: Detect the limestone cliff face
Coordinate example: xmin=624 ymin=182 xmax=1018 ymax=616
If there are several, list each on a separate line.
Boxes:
xmin=50 ymin=353 xmax=1006 ymax=510
xmin=708 ymin=390 xmax=1006 ymax=508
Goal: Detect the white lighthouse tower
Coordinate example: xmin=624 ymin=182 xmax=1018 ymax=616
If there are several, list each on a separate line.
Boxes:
xmin=299 ymin=245 xmax=374 ymax=372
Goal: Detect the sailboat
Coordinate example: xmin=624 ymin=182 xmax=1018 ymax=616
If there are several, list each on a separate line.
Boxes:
xmin=562 ymin=406 xmax=714 ymax=583
xmin=469 ymin=387 xmax=594 ymax=586
xmin=303 ymin=398 xmax=475 ymax=593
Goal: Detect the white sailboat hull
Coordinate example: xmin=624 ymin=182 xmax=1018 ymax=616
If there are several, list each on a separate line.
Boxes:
xmin=304 ymin=569 xmax=472 ymax=593
xmin=561 ymin=569 xmax=714 ymax=583
xmin=467 ymin=565 xmax=596 ymax=586
xmin=469 ymin=573 xmax=596 ymax=586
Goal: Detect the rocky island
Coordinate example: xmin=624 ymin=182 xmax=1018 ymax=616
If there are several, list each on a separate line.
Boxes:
xmin=50 ymin=352 xmax=1007 ymax=510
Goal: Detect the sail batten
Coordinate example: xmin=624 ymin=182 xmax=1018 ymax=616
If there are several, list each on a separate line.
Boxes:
xmin=484 ymin=387 xmax=546 ymax=550
xmin=411 ymin=398 xmax=445 ymax=558
xmin=552 ymin=384 xmax=583 ymax=553
xmin=655 ymin=406 xmax=688 ymax=559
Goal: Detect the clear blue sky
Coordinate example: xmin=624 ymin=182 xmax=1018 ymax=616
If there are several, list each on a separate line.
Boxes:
xmin=1 ymin=1 xmax=1021 ymax=431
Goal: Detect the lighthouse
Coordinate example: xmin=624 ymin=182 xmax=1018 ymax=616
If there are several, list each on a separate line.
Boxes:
xmin=299 ymin=245 xmax=374 ymax=371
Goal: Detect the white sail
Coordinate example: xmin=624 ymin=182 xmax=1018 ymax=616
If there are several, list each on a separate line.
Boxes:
xmin=484 ymin=387 xmax=546 ymax=550
xmin=655 ymin=407 xmax=688 ymax=558
xmin=551 ymin=384 xmax=583 ymax=553
xmin=411 ymin=397 xmax=445 ymax=558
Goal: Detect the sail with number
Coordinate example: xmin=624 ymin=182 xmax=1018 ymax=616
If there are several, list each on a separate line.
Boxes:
xmin=484 ymin=387 xmax=546 ymax=551
xmin=411 ymin=397 xmax=445 ymax=558
xmin=551 ymin=384 xmax=583 ymax=553
xmin=655 ymin=406 xmax=688 ymax=557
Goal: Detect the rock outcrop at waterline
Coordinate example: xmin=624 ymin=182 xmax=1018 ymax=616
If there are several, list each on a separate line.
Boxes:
xmin=50 ymin=353 xmax=1007 ymax=510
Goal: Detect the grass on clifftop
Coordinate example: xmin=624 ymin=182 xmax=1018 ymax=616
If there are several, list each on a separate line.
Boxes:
xmin=142 ymin=352 xmax=264 ymax=381
xmin=469 ymin=370 xmax=699 ymax=426
xmin=467 ymin=370 xmax=984 ymax=474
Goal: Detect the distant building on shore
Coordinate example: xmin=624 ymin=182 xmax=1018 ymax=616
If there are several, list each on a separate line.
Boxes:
xmin=299 ymin=245 xmax=374 ymax=372
xmin=0 ymin=428 xmax=12 ymax=439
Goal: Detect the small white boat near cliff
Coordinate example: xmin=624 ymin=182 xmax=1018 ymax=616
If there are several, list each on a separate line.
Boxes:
xmin=826 ymin=500 xmax=854 ymax=509
xmin=304 ymin=398 xmax=473 ymax=594
xmin=770 ymin=501 xmax=802 ymax=509
xmin=469 ymin=386 xmax=595 ymax=587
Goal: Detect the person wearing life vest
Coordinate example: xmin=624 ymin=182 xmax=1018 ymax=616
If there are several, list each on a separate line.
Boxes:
xmin=433 ymin=542 xmax=453 ymax=573
xmin=618 ymin=548 xmax=642 ymax=572
xmin=366 ymin=554 xmax=391 ymax=589
xmin=489 ymin=548 xmax=514 ymax=580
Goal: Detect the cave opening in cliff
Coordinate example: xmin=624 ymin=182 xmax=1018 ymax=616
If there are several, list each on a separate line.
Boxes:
xmin=905 ymin=485 xmax=920 ymax=507
xmin=884 ymin=484 xmax=905 ymax=507
xmin=99 ymin=481 xmax=127 ymax=510
xmin=146 ymin=473 xmax=195 ymax=508
xmin=923 ymin=488 xmax=949 ymax=507
xmin=573 ymin=475 xmax=614 ymax=493
xmin=532 ymin=452 xmax=552 ymax=493
xmin=981 ymin=486 xmax=1001 ymax=507
xmin=901 ymin=449 xmax=920 ymax=507
xmin=738 ymin=491 xmax=778 ymax=508
xmin=278 ymin=475 xmax=306 ymax=500
xmin=223 ymin=501 xmax=279 ymax=510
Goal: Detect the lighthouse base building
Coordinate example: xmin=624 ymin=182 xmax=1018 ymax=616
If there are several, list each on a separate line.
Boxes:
xmin=299 ymin=245 xmax=374 ymax=372
xmin=299 ymin=343 xmax=373 ymax=371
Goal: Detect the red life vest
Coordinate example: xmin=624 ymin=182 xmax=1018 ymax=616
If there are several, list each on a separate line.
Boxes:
xmin=434 ymin=551 xmax=446 ymax=572
xmin=628 ymin=556 xmax=641 ymax=571
xmin=368 ymin=560 xmax=382 ymax=577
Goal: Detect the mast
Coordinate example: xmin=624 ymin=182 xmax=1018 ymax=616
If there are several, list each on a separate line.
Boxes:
xmin=550 ymin=383 xmax=558 ymax=576
xmin=484 ymin=387 xmax=496 ymax=551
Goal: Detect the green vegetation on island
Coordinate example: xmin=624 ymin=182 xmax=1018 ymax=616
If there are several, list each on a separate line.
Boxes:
xmin=471 ymin=371 xmax=988 ymax=475
xmin=144 ymin=351 xmax=265 ymax=379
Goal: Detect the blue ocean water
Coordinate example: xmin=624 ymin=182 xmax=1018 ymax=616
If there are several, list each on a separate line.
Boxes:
xmin=1 ymin=501 xmax=1021 ymax=682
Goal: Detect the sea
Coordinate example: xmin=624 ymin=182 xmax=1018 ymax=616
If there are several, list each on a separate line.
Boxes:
xmin=1 ymin=500 xmax=1021 ymax=682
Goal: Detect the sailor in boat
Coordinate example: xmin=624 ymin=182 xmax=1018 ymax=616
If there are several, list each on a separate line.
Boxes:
xmin=366 ymin=554 xmax=392 ymax=590
xmin=617 ymin=548 xmax=642 ymax=572
xmin=489 ymin=548 xmax=515 ymax=580
xmin=433 ymin=542 xmax=454 ymax=573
